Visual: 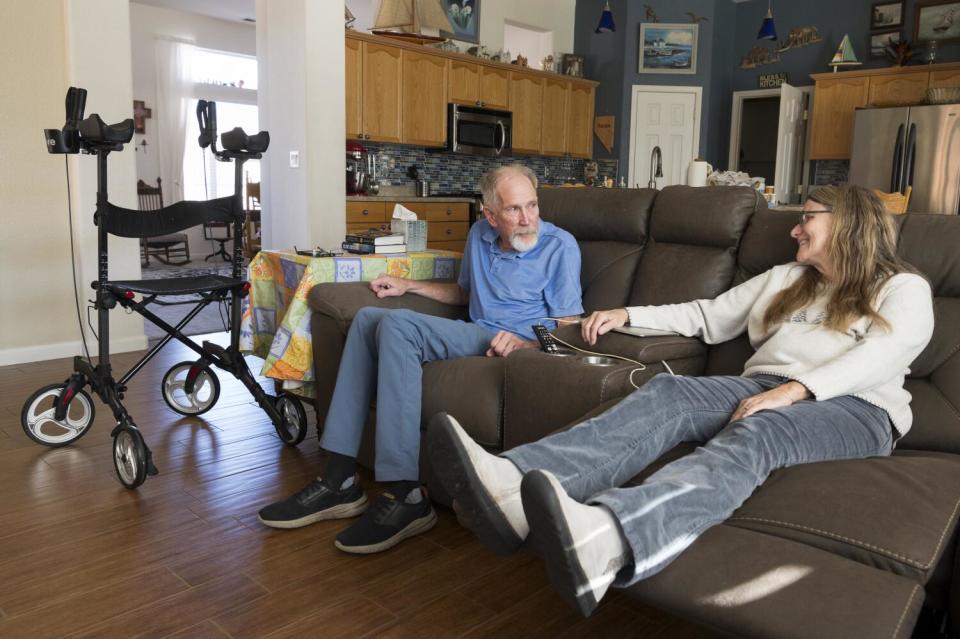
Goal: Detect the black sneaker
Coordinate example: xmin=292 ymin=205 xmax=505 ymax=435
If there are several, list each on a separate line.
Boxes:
xmin=334 ymin=490 xmax=437 ymax=554
xmin=257 ymin=476 xmax=368 ymax=529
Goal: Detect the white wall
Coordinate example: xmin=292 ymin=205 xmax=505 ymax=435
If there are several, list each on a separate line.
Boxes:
xmin=257 ymin=0 xmax=345 ymax=252
xmin=347 ymin=0 xmax=575 ymax=53
xmin=129 ymin=2 xmax=256 ymax=258
xmin=0 ymin=0 xmax=143 ymax=365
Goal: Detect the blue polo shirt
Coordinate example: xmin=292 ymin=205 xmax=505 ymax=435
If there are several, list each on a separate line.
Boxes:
xmin=457 ymin=218 xmax=583 ymax=340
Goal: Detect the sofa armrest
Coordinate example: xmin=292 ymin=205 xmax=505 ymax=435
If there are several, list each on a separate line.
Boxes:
xmin=552 ymin=324 xmax=707 ymax=365
xmin=307 ymin=281 xmax=469 ymax=331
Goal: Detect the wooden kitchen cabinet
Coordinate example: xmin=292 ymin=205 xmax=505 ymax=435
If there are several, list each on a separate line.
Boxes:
xmin=361 ymin=42 xmax=402 ymax=143
xmin=809 ymin=75 xmax=869 ymax=160
xmin=566 ymin=82 xmax=595 ymax=158
xmin=345 ymin=38 xmax=362 ymax=139
xmin=510 ymin=72 xmax=544 ymax=154
xmin=540 ymin=77 xmax=569 ymax=156
xmin=868 ymin=71 xmax=929 ymax=107
xmin=402 ymin=50 xmax=447 ymax=147
xmin=448 ymin=60 xmax=480 ymax=105
xmin=809 ymin=62 xmax=960 ymax=160
xmin=479 ymin=66 xmax=510 ymax=109
xmin=345 ymin=200 xmax=470 ymax=253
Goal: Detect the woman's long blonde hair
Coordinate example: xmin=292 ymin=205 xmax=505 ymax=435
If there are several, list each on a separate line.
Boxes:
xmin=762 ymin=184 xmax=915 ymax=333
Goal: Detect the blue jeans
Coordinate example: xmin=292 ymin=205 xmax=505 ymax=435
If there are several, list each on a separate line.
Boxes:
xmin=320 ymin=307 xmax=496 ymax=482
xmin=503 ymin=373 xmax=893 ymax=585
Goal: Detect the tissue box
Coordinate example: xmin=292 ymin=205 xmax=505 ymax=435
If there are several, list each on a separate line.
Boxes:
xmin=391 ymin=219 xmax=427 ymax=251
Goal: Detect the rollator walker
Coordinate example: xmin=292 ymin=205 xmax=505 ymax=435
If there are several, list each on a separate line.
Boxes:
xmin=21 ymin=87 xmax=308 ymax=488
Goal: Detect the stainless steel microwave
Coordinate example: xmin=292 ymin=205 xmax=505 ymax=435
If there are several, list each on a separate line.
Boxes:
xmin=447 ymin=104 xmax=512 ymax=157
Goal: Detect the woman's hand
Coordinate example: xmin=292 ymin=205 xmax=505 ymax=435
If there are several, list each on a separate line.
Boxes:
xmin=487 ymin=331 xmax=536 ymax=357
xmin=581 ymin=309 xmax=629 ymax=346
xmin=729 ymin=381 xmax=811 ymax=423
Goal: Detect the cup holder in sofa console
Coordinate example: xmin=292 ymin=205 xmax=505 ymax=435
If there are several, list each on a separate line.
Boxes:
xmin=579 ymin=355 xmax=619 ymax=366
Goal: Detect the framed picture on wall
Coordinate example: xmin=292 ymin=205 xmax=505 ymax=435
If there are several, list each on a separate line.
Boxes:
xmin=439 ymin=0 xmax=481 ymax=44
xmin=639 ymin=23 xmax=698 ymax=74
xmin=870 ymin=29 xmax=901 ymax=57
xmin=915 ymin=0 xmax=960 ymax=43
xmin=871 ymin=1 xmax=904 ymax=30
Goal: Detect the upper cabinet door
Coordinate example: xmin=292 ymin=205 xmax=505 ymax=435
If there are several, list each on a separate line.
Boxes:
xmin=540 ymin=77 xmax=569 ymax=156
xmin=402 ymin=50 xmax=448 ymax=147
xmin=510 ymin=72 xmax=543 ymax=154
xmin=809 ymin=76 xmax=869 ymax=160
xmin=566 ymin=83 xmax=594 ymax=158
xmin=868 ymin=72 xmax=930 ymax=107
xmin=345 ymin=38 xmax=363 ymax=139
xmin=480 ymin=66 xmax=510 ymax=110
xmin=449 ymin=60 xmax=480 ymax=106
xmin=362 ymin=42 xmax=403 ymax=143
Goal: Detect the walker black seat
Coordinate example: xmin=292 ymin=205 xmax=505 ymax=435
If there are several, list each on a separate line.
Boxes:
xmin=78 ymin=113 xmax=134 ymax=144
xmin=221 ymin=127 xmax=270 ymax=153
xmin=106 ymin=275 xmax=242 ymax=296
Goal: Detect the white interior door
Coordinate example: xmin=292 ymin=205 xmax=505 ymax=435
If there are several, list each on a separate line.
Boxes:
xmin=628 ymin=86 xmax=701 ymax=190
xmin=774 ymin=82 xmax=806 ymax=205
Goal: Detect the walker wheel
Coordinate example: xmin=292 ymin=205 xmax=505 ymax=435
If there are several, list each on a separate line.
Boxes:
xmin=274 ymin=394 xmax=308 ymax=446
xmin=161 ymin=361 xmax=220 ymax=416
xmin=113 ymin=424 xmax=148 ymax=488
xmin=21 ymin=383 xmax=96 ymax=447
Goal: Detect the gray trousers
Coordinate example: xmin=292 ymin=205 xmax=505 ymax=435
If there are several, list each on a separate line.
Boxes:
xmin=503 ymin=373 xmax=894 ymax=585
xmin=320 ymin=307 xmax=496 ymax=482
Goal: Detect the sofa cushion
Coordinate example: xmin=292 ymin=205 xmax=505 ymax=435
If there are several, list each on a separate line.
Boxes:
xmin=727 ymin=451 xmax=960 ymax=583
xmin=898 ymin=214 xmax=960 ymax=298
xmin=629 ymin=185 xmax=760 ymax=307
xmin=421 ymin=357 xmax=504 ymax=448
xmin=626 ymin=524 xmax=924 ymax=639
xmin=734 ymin=208 xmax=799 ymax=284
xmin=308 ymin=281 xmax=469 ymax=330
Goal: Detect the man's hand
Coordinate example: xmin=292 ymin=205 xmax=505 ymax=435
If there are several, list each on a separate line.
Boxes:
xmin=370 ymin=275 xmax=412 ymax=298
xmin=581 ymin=308 xmax=629 ymax=346
xmin=729 ymin=381 xmax=811 ymax=423
xmin=486 ymin=331 xmax=536 ymax=357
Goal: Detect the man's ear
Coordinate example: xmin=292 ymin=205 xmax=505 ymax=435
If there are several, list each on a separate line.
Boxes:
xmin=482 ymin=206 xmax=498 ymax=228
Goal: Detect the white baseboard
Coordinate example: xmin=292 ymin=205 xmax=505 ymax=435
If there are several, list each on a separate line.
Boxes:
xmin=0 ymin=335 xmax=148 ymax=367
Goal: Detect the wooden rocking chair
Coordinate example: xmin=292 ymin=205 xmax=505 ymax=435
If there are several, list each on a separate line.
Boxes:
xmin=137 ymin=178 xmax=191 ymax=266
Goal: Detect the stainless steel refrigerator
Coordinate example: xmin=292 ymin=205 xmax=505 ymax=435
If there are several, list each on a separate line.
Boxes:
xmin=848 ymin=104 xmax=960 ymax=215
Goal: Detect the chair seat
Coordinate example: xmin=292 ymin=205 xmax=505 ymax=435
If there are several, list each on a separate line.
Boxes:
xmin=107 ymin=275 xmax=242 ymax=295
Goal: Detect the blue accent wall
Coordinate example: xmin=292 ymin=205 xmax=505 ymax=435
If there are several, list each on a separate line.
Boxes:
xmin=575 ymin=0 xmax=960 ymax=174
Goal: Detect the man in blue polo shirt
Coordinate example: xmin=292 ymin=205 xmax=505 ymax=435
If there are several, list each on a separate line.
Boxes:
xmin=258 ymin=164 xmax=583 ymax=554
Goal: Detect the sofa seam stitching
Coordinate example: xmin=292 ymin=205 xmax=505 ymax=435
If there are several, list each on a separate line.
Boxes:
xmin=893 ymin=583 xmax=921 ymax=639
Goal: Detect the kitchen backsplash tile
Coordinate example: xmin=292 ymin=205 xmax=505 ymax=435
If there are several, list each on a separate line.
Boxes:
xmin=362 ymin=142 xmax=618 ymax=191
xmin=813 ymin=159 xmax=850 ymax=185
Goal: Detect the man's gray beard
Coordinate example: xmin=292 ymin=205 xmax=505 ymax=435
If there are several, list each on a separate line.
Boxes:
xmin=510 ymin=231 xmax=538 ymax=252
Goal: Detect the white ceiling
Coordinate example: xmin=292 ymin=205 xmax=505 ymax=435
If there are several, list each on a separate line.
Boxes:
xmin=130 ymin=0 xmax=256 ymax=24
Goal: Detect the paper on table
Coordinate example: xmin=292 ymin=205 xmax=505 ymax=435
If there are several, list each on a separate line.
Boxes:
xmin=392 ymin=203 xmax=418 ymax=220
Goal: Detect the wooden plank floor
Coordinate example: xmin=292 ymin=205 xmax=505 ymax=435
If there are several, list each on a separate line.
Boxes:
xmin=0 ymin=333 xmax=715 ymax=638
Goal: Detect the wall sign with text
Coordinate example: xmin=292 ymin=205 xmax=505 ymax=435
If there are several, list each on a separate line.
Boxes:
xmin=758 ymin=72 xmax=788 ymax=89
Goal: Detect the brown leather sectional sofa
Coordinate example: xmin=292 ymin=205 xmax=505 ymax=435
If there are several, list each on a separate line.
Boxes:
xmin=308 ymin=185 xmax=960 ymax=638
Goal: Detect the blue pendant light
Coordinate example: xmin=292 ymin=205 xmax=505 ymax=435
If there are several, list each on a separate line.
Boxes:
xmin=595 ymin=0 xmax=616 ymax=33
xmin=757 ymin=0 xmax=777 ymax=41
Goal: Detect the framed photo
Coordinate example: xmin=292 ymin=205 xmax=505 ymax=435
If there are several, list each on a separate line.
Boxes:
xmin=439 ymin=0 xmax=480 ymax=44
xmin=639 ymin=23 xmax=698 ymax=74
xmin=914 ymin=0 xmax=960 ymax=43
xmin=871 ymin=1 xmax=904 ymax=30
xmin=870 ymin=29 xmax=901 ymax=57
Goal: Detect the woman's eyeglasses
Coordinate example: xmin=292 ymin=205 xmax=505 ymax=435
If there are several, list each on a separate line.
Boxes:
xmin=799 ymin=209 xmax=832 ymax=226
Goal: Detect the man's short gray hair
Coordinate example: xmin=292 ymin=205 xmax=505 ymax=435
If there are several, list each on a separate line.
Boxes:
xmin=479 ymin=164 xmax=538 ymax=211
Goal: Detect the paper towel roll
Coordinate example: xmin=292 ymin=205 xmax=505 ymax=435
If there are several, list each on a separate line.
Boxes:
xmin=687 ymin=160 xmax=710 ymax=187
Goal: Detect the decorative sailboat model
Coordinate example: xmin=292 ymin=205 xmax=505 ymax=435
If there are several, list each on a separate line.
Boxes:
xmin=372 ymin=0 xmax=456 ymax=45
xmin=829 ymin=34 xmax=862 ymax=72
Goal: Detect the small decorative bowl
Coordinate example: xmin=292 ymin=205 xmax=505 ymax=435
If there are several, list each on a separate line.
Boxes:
xmin=926 ymin=87 xmax=960 ymax=104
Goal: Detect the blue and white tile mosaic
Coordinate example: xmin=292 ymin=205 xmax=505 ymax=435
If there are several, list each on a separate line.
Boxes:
xmin=813 ymin=159 xmax=850 ymax=185
xmin=363 ymin=142 xmax=619 ymax=191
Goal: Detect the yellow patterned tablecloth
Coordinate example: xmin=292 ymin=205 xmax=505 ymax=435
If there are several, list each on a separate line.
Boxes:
xmin=240 ymin=249 xmax=461 ymax=398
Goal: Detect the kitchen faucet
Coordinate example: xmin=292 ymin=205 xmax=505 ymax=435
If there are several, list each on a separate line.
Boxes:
xmin=648 ymin=145 xmax=663 ymax=189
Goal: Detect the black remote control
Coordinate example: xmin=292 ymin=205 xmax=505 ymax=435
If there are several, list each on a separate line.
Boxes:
xmin=532 ymin=324 xmax=560 ymax=354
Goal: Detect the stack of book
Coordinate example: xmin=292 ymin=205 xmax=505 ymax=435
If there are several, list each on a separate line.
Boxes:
xmin=342 ymin=229 xmax=407 ymax=254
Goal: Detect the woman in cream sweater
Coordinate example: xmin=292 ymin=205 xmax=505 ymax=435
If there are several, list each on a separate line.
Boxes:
xmin=428 ymin=184 xmax=934 ymax=617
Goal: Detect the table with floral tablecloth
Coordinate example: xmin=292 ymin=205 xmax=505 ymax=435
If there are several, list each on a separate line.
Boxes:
xmin=240 ymin=249 xmax=461 ymax=398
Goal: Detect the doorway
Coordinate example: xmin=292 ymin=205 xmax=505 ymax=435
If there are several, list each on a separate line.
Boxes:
xmin=628 ymin=85 xmax=701 ymax=190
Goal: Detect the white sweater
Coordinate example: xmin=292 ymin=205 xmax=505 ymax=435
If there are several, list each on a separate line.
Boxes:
xmin=625 ymin=263 xmax=934 ymax=435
